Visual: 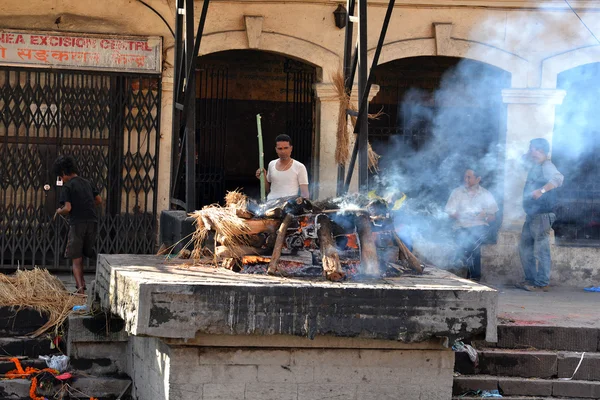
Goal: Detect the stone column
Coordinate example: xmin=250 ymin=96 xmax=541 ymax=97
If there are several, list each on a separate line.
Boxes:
xmin=313 ymin=83 xmax=380 ymax=199
xmin=157 ymin=71 xmax=174 ymax=217
xmin=500 ymin=88 xmax=566 ymax=230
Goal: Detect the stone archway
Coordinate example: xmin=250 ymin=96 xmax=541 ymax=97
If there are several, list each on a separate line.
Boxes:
xmin=541 ymin=45 xmax=600 ymax=88
xmin=200 ymin=30 xmax=340 ymax=79
xmin=371 ymin=36 xmax=527 ymax=88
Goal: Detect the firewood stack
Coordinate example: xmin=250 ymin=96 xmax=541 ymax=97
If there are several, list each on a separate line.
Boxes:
xmin=188 ymin=190 xmax=423 ymax=281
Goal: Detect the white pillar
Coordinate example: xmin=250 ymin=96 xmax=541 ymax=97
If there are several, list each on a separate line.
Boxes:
xmin=157 ymin=72 xmax=174 ymax=216
xmin=313 ymin=83 xmax=380 ymax=199
xmin=500 ymin=88 xmax=566 ymax=230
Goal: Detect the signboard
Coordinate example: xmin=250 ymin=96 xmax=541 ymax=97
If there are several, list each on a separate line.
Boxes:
xmin=0 ymin=30 xmax=162 ymax=74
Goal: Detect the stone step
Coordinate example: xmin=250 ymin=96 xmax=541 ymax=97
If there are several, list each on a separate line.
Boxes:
xmin=454 ymin=375 xmax=600 ymax=398
xmin=0 ymin=337 xmax=61 ymax=359
xmin=0 ymin=376 xmax=131 ymax=399
xmin=0 ymin=358 xmax=47 ymax=374
xmin=455 ymin=349 xmax=600 ymax=381
xmin=496 ymin=325 xmax=600 ymax=352
xmin=0 ymin=307 xmax=50 ymax=337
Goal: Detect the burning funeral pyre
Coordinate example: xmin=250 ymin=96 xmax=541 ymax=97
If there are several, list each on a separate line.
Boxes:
xmin=188 ymin=190 xmax=423 ymax=282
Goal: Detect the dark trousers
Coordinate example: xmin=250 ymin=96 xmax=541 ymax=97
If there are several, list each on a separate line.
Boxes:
xmin=455 ymin=225 xmax=489 ymax=280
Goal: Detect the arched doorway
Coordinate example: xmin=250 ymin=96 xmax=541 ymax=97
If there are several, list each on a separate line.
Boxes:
xmin=368 ymin=56 xmax=510 ymax=237
xmin=191 ymin=50 xmax=316 ymax=206
xmin=553 ymin=63 xmax=600 ymax=245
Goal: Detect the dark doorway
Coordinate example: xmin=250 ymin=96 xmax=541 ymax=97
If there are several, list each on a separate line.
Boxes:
xmin=553 ymin=63 xmax=600 ymax=245
xmin=368 ymin=56 xmax=510 ymax=239
xmin=192 ymin=50 xmax=316 ymax=206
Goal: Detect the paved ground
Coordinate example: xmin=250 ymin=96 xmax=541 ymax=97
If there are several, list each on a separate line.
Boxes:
xmin=494 ymin=285 xmax=600 ymax=329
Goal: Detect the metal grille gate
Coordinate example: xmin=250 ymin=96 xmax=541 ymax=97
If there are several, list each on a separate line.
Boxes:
xmin=284 ymin=59 xmax=315 ymax=173
xmin=196 ymin=67 xmax=228 ymax=207
xmin=0 ymin=68 xmax=161 ymax=269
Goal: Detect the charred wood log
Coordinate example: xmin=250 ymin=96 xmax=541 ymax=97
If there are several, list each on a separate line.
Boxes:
xmin=316 ymin=215 xmax=345 ymax=282
xmin=392 ymin=232 xmax=423 ymax=274
xmin=267 ymin=214 xmax=294 ymax=275
xmin=355 ymin=213 xmax=379 ymax=276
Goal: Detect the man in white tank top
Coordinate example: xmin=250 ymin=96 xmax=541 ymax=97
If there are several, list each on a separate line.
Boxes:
xmin=255 ymin=134 xmax=310 ymax=201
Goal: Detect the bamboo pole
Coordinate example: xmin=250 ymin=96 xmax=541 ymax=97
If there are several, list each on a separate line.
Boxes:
xmin=256 ymin=114 xmax=266 ymax=202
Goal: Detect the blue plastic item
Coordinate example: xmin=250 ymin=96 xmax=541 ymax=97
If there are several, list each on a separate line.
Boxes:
xmin=72 ymin=305 xmax=88 ymax=311
xmin=584 ymin=287 xmax=600 ymax=292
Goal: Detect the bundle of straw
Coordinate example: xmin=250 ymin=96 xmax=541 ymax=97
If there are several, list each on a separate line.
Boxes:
xmin=0 ymin=269 xmax=85 ymax=337
xmin=189 ymin=205 xmax=252 ymax=260
xmin=225 ymin=189 xmax=248 ymax=209
xmin=332 ymin=69 xmax=382 ymax=172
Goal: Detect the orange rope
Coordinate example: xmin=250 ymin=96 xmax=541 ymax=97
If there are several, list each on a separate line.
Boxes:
xmin=6 ymin=358 xmax=97 ymax=400
xmin=29 ymin=377 xmax=45 ymax=400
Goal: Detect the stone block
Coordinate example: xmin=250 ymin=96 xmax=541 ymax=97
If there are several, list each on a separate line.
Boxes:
xmin=202 ymin=383 xmax=246 ymax=400
xmin=291 ymin=349 xmax=360 ymax=367
xmin=67 ymin=314 xmax=127 ymax=344
xmin=453 ymin=376 xmax=498 ymax=395
xmin=553 ymin=380 xmax=600 ymax=398
xmin=298 ymin=383 xmax=358 ymax=400
xmin=244 ymin=383 xmax=298 ymax=400
xmin=168 ymin=384 xmax=202 ymax=400
xmin=170 ymin=364 xmax=213 ymax=385
xmin=476 ymin=350 xmax=557 ymax=378
xmin=356 ymin=384 xmax=422 ymax=399
xmin=198 ymin=348 xmax=291 ymax=366
xmin=210 ymin=365 xmax=258 ymax=383
xmin=498 ymin=325 xmax=598 ymax=352
xmin=0 ymin=379 xmax=30 ymax=398
xmin=69 ymin=342 xmax=127 ymax=374
xmin=497 ymin=377 xmax=553 ymax=396
xmin=257 ymin=365 xmax=314 ymax=383
xmin=558 ymin=352 xmax=600 ymax=381
xmin=357 ymin=349 xmax=453 ymax=368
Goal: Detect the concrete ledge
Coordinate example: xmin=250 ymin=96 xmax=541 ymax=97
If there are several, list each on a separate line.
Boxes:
xmin=96 ymin=254 xmax=498 ymax=343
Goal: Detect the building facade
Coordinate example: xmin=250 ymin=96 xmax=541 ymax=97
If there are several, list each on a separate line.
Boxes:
xmin=1 ymin=0 xmax=599 ymax=286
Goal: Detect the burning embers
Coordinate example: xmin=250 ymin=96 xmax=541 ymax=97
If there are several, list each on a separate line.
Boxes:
xmin=189 ymin=191 xmax=423 ymax=282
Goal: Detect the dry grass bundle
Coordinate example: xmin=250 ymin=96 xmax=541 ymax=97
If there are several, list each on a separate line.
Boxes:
xmin=0 ymin=269 xmax=85 ymax=337
xmin=332 ymin=69 xmax=383 ymax=171
xmin=333 ymin=70 xmax=352 ymax=166
xmin=189 ymin=205 xmax=252 ymax=261
xmin=225 ymin=189 xmax=247 ymax=209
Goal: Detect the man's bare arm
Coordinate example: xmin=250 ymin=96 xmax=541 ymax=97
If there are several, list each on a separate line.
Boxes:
xmin=57 ymin=201 xmax=72 ymax=215
xmin=300 ymin=184 xmax=309 ymax=199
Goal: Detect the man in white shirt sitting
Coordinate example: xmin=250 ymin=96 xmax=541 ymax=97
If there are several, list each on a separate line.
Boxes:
xmin=445 ymin=168 xmax=499 ymax=282
xmin=256 ymin=134 xmax=310 ymax=201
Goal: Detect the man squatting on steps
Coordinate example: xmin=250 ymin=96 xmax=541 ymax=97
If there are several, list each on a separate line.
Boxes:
xmin=518 ymin=138 xmax=564 ymax=292
xmin=53 ymin=155 xmax=102 ymax=294
xmin=256 ymin=134 xmax=310 ymax=200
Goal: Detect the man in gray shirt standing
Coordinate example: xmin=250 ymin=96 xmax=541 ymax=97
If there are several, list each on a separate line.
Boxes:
xmin=518 ymin=138 xmax=564 ymax=292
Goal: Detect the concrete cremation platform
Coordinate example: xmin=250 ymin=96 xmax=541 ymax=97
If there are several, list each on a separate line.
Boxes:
xmin=95 ymin=254 xmax=498 ymax=400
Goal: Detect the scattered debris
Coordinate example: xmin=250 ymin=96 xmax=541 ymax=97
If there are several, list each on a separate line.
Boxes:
xmin=453 ymin=340 xmax=479 ymax=366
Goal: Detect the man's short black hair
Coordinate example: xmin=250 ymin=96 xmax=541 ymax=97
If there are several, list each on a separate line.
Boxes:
xmin=53 ymin=155 xmax=79 ymax=177
xmin=275 ymin=134 xmax=292 ymax=146
xmin=530 ymin=138 xmax=550 ymax=155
